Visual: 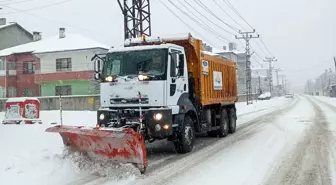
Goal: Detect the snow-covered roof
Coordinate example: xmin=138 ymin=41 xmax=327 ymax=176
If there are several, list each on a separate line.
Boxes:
xmin=108 ymin=43 xmax=183 ymax=53
xmin=212 ymin=47 xmax=245 ymax=55
xmin=0 ymin=23 xmax=15 ymax=30
xmin=252 ymin=74 xmax=268 ymax=78
xmin=124 ymin=33 xmax=191 ymax=46
xmin=202 ymin=50 xmax=219 ymax=56
xmin=251 ymin=67 xmax=268 ymax=71
xmin=6 ymin=97 xmax=39 ymax=103
xmin=0 ymin=34 xmax=109 ymax=57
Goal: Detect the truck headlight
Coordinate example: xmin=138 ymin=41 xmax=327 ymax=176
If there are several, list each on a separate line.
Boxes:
xmin=138 ymin=75 xmax=149 ymax=81
xmin=105 ymin=76 xmax=113 ymax=82
xmin=99 ymin=113 xmax=105 ymax=120
xmin=154 ymin=113 xmax=162 ymax=121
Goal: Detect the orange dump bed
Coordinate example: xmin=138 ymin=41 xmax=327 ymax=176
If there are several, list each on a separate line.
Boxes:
xmin=165 ymin=34 xmax=238 ymax=106
xmin=130 ymin=33 xmax=238 ymax=106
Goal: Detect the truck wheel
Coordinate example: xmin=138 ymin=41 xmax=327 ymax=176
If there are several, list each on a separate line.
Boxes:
xmin=218 ymin=109 xmax=229 ymax=137
xmin=228 ymin=108 xmax=237 ymax=134
xmin=174 ymin=114 xmax=195 ymax=153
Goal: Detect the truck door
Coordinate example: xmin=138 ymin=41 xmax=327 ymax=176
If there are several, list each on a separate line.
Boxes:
xmin=167 ymin=48 xmax=188 ymax=112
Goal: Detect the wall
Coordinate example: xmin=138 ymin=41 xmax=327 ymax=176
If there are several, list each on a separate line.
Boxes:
xmin=0 ymin=54 xmax=40 ymax=97
xmin=0 ymin=25 xmax=33 ymax=50
xmin=35 ymin=48 xmax=107 ymax=73
xmin=0 ymin=94 xmax=257 ymax=112
xmin=41 ymin=80 xmax=99 ymax=96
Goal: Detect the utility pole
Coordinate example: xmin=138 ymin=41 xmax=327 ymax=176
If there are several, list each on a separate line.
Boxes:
xmin=264 ymin=57 xmax=277 ymax=95
xmin=118 ymin=0 xmax=152 ymax=40
xmin=334 ymin=56 xmax=336 ymax=71
xmin=258 ymin=75 xmax=261 ymax=94
xmin=280 ymin=74 xmax=285 ymax=94
xmin=235 ymin=29 xmax=259 ymax=105
xmin=274 ymin=68 xmax=281 ymax=87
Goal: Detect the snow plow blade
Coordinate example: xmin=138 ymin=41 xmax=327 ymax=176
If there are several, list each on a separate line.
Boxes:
xmin=46 ymin=125 xmax=148 ymax=172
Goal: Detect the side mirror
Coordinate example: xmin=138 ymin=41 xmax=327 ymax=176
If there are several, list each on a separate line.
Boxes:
xmin=94 ymin=59 xmax=102 ymax=73
xmin=94 ymin=73 xmax=101 ymax=81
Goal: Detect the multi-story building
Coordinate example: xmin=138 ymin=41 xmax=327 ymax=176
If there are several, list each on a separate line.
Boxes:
xmin=251 ymin=67 xmax=269 ymax=94
xmin=213 ymin=44 xmax=248 ymax=95
xmin=0 ymin=18 xmax=33 ymax=50
xmin=0 ymin=28 xmax=109 ymax=98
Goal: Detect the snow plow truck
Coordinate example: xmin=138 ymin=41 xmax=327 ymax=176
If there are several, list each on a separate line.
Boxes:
xmin=46 ymin=33 xmax=238 ymax=173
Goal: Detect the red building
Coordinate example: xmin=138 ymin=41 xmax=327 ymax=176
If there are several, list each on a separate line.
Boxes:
xmin=0 ymin=29 xmax=108 ymax=98
xmin=0 ymin=53 xmax=41 ymax=98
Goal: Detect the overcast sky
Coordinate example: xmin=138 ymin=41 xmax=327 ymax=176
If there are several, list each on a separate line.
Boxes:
xmin=1 ymin=0 xmax=335 ymax=92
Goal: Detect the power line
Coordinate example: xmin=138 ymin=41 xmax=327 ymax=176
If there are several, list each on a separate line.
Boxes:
xmin=194 ymin=0 xmax=239 ymax=33
xmin=221 ymin=0 xmax=274 ymax=57
xmin=158 ymin=0 xmax=220 ymax=48
xmin=0 ymin=0 xmax=14 ymax=3
xmin=258 ymin=37 xmax=273 ymax=56
xmin=211 ymin=0 xmax=247 ymax=31
xmin=181 ymin=0 xmax=234 ymax=36
xmin=251 ymin=39 xmax=269 ymax=56
xmin=0 ymin=4 xmax=98 ymax=34
xmin=1 ymin=0 xmax=34 ymax=5
xmin=1 ymin=0 xmax=78 ymax=14
xmin=167 ymin=0 xmax=230 ymax=43
xmin=222 ymin=0 xmax=254 ymax=30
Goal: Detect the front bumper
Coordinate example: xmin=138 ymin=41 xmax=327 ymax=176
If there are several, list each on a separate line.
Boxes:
xmin=97 ymin=108 xmax=173 ymax=139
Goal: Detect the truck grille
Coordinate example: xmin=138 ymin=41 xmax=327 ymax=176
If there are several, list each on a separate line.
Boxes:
xmin=110 ymin=98 xmax=149 ymax=104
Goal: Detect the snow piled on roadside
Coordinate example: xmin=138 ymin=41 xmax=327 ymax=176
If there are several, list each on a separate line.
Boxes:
xmin=0 ymin=97 xmax=289 ymax=185
xmin=236 ymin=96 xmax=289 ymax=116
xmin=313 ymin=96 xmax=336 ymax=107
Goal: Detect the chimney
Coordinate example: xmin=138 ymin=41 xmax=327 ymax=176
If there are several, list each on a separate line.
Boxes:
xmin=229 ymin=42 xmax=236 ymax=51
xmin=59 ymin=28 xmax=65 ymax=39
xmin=0 ymin=18 xmax=6 ymax=26
xmin=33 ymin=31 xmax=42 ymax=41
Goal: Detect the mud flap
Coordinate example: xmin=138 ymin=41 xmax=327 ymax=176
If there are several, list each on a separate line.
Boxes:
xmin=46 ymin=125 xmax=148 ymax=171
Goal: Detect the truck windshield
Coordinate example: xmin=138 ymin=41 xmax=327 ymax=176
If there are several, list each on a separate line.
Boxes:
xmin=103 ymin=49 xmax=168 ymax=79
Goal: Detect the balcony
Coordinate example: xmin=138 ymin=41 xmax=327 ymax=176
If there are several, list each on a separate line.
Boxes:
xmin=34 ymin=70 xmax=94 ymax=83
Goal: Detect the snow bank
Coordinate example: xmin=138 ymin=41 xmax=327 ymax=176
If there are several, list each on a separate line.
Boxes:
xmin=0 ymin=111 xmax=97 ymax=185
xmin=236 ymin=97 xmax=289 ymax=115
xmin=312 ymin=96 xmax=336 ymax=107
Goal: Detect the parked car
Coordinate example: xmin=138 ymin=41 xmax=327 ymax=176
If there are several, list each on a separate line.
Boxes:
xmin=258 ymin=92 xmax=271 ymax=100
xmin=285 ymin=93 xmax=294 ymax=98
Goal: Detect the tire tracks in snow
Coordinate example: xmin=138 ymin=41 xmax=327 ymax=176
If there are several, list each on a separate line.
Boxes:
xmin=128 ymin=97 xmax=300 ymax=185
xmin=65 ymin=98 xmax=297 ymax=185
xmin=263 ymin=95 xmax=333 ymax=185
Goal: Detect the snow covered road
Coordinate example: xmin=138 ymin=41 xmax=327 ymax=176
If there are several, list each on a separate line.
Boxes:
xmin=117 ymin=95 xmax=336 ymax=185
xmin=3 ymin=95 xmax=336 ymax=185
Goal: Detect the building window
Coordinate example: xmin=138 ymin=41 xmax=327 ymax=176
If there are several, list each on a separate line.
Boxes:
xmin=56 ymin=58 xmax=72 ymax=72
xmin=55 ymin=85 xmax=72 ymax=96
xmin=0 ymin=87 xmax=5 ymax=98
xmin=23 ymin=61 xmax=35 ymax=74
xmin=0 ymin=59 xmax=4 ymax=70
xmin=8 ymin=61 xmax=16 ymax=70
xmin=8 ymin=87 xmax=17 ymax=97
xmin=23 ymin=88 xmax=36 ymax=97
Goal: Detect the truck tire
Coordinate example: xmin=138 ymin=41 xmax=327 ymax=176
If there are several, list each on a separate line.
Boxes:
xmin=218 ymin=108 xmax=229 ymax=137
xmin=228 ymin=108 xmax=236 ymax=134
xmin=174 ymin=114 xmax=195 ymax=153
